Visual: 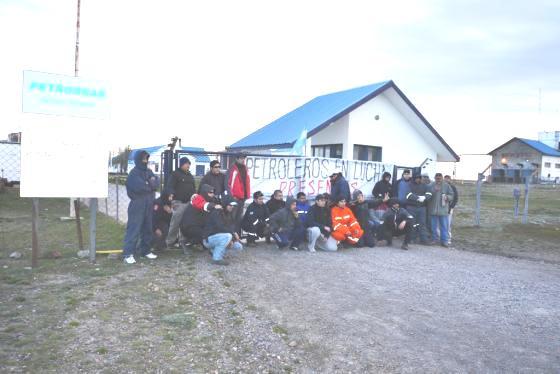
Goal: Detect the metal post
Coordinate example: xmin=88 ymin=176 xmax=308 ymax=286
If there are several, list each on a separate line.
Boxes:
xmin=513 ymin=188 xmax=520 ymax=218
xmin=74 ymin=0 xmax=81 ymax=77
xmin=474 ymin=173 xmax=483 ymax=226
xmin=31 ymin=198 xmax=40 ymax=268
xmin=74 ymin=199 xmax=84 ymax=251
xmin=89 ymin=198 xmax=97 ymax=263
xmin=115 ymin=177 xmax=119 ymax=223
xmin=522 ymin=178 xmax=529 ymax=224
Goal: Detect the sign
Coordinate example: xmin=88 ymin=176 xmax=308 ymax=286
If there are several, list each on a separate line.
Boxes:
xmin=22 ymin=70 xmax=109 ymax=119
xmin=245 ymin=156 xmax=394 ymax=198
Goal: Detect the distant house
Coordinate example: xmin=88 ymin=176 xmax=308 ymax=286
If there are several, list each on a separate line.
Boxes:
xmin=228 ymin=81 xmax=459 ymax=174
xmin=488 ymin=137 xmax=560 ymax=183
xmin=127 ymin=145 xmax=212 ymax=177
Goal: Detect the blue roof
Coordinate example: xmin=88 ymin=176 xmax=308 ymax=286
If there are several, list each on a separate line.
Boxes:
xmin=518 ymin=138 xmax=560 ymax=157
xmin=129 ymin=145 xmax=211 ymax=163
xmin=229 ymin=81 xmax=392 ymax=149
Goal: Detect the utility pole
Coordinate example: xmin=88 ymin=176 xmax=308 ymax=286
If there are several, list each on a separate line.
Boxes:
xmin=74 ymin=0 xmax=81 ymax=77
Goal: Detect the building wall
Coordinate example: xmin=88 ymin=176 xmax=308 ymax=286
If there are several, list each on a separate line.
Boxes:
xmin=541 ymin=156 xmax=560 ymax=180
xmin=309 ymin=115 xmax=349 ymax=157
xmin=490 ymin=140 xmax=542 ymax=170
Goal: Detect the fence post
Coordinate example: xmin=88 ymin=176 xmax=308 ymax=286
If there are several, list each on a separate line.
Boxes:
xmin=115 ymin=177 xmax=119 ymax=224
xmin=513 ymin=188 xmax=520 ymax=218
xmin=474 ymin=173 xmax=484 ymax=226
xmin=31 ymin=198 xmax=40 ymax=268
xmin=89 ymin=198 xmax=97 ymax=263
xmin=74 ymin=199 xmax=84 ymax=252
xmin=522 ymin=178 xmax=529 ymax=224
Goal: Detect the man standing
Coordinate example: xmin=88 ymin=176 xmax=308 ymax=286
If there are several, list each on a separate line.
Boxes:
xmin=427 ymin=173 xmax=454 ymax=247
xmin=422 ymin=173 xmax=433 ymax=238
xmin=329 ymin=169 xmax=351 ymax=204
xmin=228 ymin=153 xmax=251 ymax=234
xmin=444 ymin=175 xmax=459 ymax=243
xmin=406 ymin=173 xmax=432 ymax=245
xmin=123 ymin=150 xmax=159 ymax=264
xmin=165 ymin=157 xmax=196 ymax=248
xmin=393 ymin=169 xmax=412 ymax=205
xmin=199 ymin=160 xmax=228 ymax=202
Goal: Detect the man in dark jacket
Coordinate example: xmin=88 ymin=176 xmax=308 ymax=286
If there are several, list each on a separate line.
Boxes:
xmin=350 ymin=190 xmax=377 ymax=248
xmin=269 ymin=196 xmax=305 ymax=250
xmin=444 ymin=175 xmax=459 ymax=243
xmin=393 ymin=169 xmax=412 ymax=206
xmin=381 ymin=198 xmax=416 ymax=250
xmin=241 ymin=191 xmax=271 ymax=246
xmin=371 ymin=171 xmax=392 ymax=220
xmin=152 ymin=193 xmax=172 ymax=250
xmin=165 ymin=157 xmax=196 ymax=248
xmin=305 ymin=194 xmax=338 ymax=252
xmin=406 ymin=173 xmax=432 ymax=244
xmin=227 ymin=153 xmax=251 ymax=235
xmin=329 ymin=169 xmax=351 ymax=205
xmin=199 ymin=160 xmax=228 ymax=202
xmin=123 ymin=150 xmax=159 ymax=264
xmin=203 ymin=195 xmax=243 ymax=265
xmin=266 ymin=190 xmax=285 ymax=215
xmin=180 ymin=184 xmax=222 ymax=251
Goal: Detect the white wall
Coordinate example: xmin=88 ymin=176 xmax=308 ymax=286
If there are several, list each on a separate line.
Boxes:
xmin=309 ymin=115 xmax=349 ymax=156
xmin=541 ymin=156 xmax=560 ymax=180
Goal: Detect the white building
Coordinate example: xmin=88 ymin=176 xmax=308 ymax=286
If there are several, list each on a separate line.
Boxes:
xmin=228 ymin=81 xmax=458 ymax=176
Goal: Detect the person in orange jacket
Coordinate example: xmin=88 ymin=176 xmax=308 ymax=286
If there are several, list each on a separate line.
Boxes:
xmin=330 ymin=196 xmax=363 ymax=245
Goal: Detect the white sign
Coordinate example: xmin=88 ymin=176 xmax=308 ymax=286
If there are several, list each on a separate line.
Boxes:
xmin=22 ymin=70 xmax=109 ymax=119
xmin=245 ymin=156 xmax=394 ymax=198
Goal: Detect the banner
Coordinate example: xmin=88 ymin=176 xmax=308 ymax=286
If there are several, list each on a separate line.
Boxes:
xmin=245 ymin=156 xmax=394 ymax=198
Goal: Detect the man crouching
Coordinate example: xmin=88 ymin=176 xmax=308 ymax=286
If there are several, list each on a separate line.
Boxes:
xmin=203 ymin=195 xmax=243 ymax=265
xmin=380 ymin=198 xmax=416 ymax=250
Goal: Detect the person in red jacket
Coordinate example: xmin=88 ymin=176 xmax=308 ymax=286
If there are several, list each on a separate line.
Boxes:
xmin=331 ymin=196 xmax=363 ymax=245
xmin=227 ymin=153 xmax=251 ymax=234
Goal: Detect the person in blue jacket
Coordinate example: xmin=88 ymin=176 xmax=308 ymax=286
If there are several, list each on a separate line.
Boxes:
xmin=295 ymin=192 xmax=310 ymax=225
xmin=123 ymin=150 xmax=160 ymax=264
xmin=329 ymin=169 xmax=351 ymax=206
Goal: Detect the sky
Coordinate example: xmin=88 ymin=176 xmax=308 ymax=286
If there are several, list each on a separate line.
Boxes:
xmin=1 ymin=0 xmax=559 ymax=159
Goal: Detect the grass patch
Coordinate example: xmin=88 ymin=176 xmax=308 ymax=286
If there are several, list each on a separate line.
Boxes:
xmin=68 ymin=321 xmax=80 ymax=328
xmin=161 ymin=313 xmax=197 ymax=329
xmin=272 ymin=325 xmax=288 ymax=336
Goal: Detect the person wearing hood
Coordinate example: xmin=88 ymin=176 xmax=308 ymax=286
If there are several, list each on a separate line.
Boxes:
xmin=305 ymin=193 xmax=338 ymax=252
xmin=123 ymin=150 xmax=160 ymax=264
xmin=199 ymin=160 xmax=228 ymax=202
xmin=329 ymin=169 xmax=351 ymax=205
xmin=269 ymin=196 xmax=305 ymax=250
xmin=227 ymin=153 xmax=251 ymax=234
xmin=393 ymin=169 xmax=412 ymax=205
xmin=405 ymin=173 xmax=432 ymax=245
xmin=349 ymin=190 xmax=377 ymax=248
xmin=266 ymin=190 xmax=285 ymax=215
xmin=152 ymin=192 xmax=173 ymax=251
xmin=331 ymin=196 xmax=363 ymax=245
xmin=381 ymin=198 xmax=415 ymax=250
xmin=165 ymin=157 xmax=196 ymax=248
xmin=203 ymin=195 xmax=243 ymax=265
xmin=179 ymin=184 xmax=222 ymax=252
xmin=371 ymin=171 xmax=392 ymax=220
xmin=241 ymin=191 xmax=271 ymax=246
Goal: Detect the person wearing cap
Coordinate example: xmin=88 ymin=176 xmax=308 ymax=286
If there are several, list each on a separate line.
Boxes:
xmin=227 ymin=153 xmax=251 ymax=234
xmin=380 ymin=198 xmax=415 ymax=250
xmin=393 ymin=169 xmax=412 ymax=206
xmin=152 ymin=192 xmax=173 ymax=251
xmin=122 ymin=150 xmax=160 ymax=264
xmin=371 ymin=171 xmax=392 ymax=220
xmin=165 ymin=157 xmax=196 ymax=249
xmin=305 ymin=193 xmax=338 ymax=252
xmin=241 ymin=191 xmax=271 ymax=246
xmin=331 ymin=196 xmax=363 ymax=245
xmin=349 ymin=190 xmax=377 ymax=248
xmin=203 ymin=195 xmax=243 ymax=265
xmin=427 ymin=173 xmax=454 ymax=247
xmin=405 ymin=173 xmax=432 ymax=245
xmin=179 ymin=184 xmax=222 ymax=252
xmin=266 ymin=190 xmax=286 ymax=215
xmin=269 ymin=196 xmax=305 ymax=250
xmin=329 ymin=169 xmax=351 ymax=205
xmin=199 ymin=160 xmax=228 ymax=202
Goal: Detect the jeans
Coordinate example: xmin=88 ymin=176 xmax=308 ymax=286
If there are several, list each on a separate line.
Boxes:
xmin=448 ymin=208 xmax=454 ymax=240
xmin=166 ymin=201 xmax=188 ymax=245
xmin=206 ymin=233 xmax=243 ymax=261
xmin=273 ymin=226 xmax=305 ymax=248
xmin=431 ymin=215 xmax=450 ymax=244
xmin=306 ymin=227 xmax=338 ymax=251
xmin=407 ymin=205 xmax=428 ymax=243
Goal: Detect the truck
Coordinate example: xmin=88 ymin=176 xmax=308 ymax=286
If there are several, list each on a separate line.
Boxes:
xmin=0 ymin=141 xmax=21 ymax=186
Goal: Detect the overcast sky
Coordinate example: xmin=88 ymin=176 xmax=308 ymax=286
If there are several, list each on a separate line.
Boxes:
xmin=1 ymin=0 xmax=559 ymax=156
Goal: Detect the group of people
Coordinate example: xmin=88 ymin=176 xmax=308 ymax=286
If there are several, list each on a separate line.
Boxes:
xmin=122 ymin=151 xmax=458 ymax=265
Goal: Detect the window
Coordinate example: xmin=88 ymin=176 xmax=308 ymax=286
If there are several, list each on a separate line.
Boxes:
xmin=312 ymin=144 xmax=343 ymax=159
xmin=545 ymin=162 xmax=551 ymax=168
xmin=353 ymin=144 xmax=382 ymax=162
xmin=195 ymin=165 xmax=206 ymax=176
xmin=556 ymin=163 xmax=560 ymax=169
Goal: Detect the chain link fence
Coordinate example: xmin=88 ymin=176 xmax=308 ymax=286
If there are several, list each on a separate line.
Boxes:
xmin=0 ymin=141 xmax=21 ymax=188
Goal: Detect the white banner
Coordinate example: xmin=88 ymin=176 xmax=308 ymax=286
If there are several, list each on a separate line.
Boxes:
xmin=245 ymin=156 xmax=394 ymax=198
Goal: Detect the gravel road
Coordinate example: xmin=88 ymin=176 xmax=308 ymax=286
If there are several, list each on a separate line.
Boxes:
xmin=213 ymin=242 xmax=560 ymax=373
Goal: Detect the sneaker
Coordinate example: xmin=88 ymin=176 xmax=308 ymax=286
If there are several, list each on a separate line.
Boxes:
xmin=290 ymin=246 xmax=300 ymax=251
xmin=144 ymin=252 xmax=158 ymax=259
xmin=401 ymin=242 xmax=409 ymax=250
xmin=123 ymin=255 xmax=136 ymax=264
xmin=211 ymin=259 xmax=229 ymax=266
